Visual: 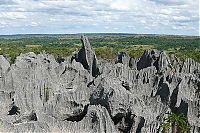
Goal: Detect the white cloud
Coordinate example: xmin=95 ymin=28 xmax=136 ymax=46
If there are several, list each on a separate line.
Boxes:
xmin=0 ymin=12 xmax=27 ymax=19
xmin=104 ymin=26 xmax=110 ymax=29
xmin=110 ymin=0 xmax=131 ymax=11
xmin=172 ymin=25 xmax=195 ymax=30
xmin=172 ymin=16 xmax=191 ymax=21
xmin=113 ymin=27 xmax=119 ymax=30
xmin=0 ymin=0 xmax=198 ymax=35
xmin=30 ymin=22 xmax=39 ymax=27
xmin=141 ymin=20 xmax=146 ymax=24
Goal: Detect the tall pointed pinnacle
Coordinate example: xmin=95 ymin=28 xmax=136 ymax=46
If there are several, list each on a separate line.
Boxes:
xmin=74 ymin=35 xmax=99 ymax=77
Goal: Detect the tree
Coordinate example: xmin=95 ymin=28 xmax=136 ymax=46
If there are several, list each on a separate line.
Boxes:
xmin=161 ymin=113 xmax=191 ymax=133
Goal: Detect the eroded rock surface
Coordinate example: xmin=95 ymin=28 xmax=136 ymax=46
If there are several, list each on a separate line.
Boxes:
xmin=0 ymin=36 xmax=199 ymax=133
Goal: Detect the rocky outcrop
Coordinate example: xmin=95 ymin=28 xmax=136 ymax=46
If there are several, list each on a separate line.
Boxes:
xmin=73 ymin=35 xmax=99 ymax=77
xmin=0 ymin=36 xmax=199 ymax=133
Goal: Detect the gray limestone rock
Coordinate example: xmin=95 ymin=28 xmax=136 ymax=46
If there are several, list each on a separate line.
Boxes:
xmin=0 ymin=36 xmax=199 ymax=133
xmin=74 ymin=35 xmax=100 ymax=77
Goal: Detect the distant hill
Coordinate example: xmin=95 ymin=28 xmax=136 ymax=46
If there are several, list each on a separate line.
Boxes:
xmin=0 ymin=33 xmax=198 ymax=39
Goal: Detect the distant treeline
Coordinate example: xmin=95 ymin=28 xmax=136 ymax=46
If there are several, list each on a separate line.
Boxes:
xmin=0 ymin=35 xmax=199 ymax=63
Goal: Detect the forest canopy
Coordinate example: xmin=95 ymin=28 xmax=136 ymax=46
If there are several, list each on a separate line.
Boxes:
xmin=0 ymin=34 xmax=199 ymax=63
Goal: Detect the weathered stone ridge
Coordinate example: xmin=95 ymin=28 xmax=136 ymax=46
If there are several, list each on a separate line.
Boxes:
xmin=0 ymin=36 xmax=199 ymax=133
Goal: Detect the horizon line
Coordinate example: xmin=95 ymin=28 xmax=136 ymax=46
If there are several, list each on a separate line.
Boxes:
xmin=0 ymin=33 xmax=199 ymax=37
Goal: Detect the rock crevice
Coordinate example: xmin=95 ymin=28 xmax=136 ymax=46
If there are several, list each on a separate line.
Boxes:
xmin=0 ymin=36 xmax=199 ymax=133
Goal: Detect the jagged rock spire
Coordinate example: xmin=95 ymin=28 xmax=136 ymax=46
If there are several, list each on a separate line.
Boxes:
xmin=137 ymin=49 xmax=170 ymax=71
xmin=0 ymin=37 xmax=199 ymax=133
xmin=137 ymin=49 xmax=158 ymax=70
xmin=74 ymin=35 xmax=99 ymax=77
xmin=115 ymin=52 xmax=130 ymax=65
xmin=0 ymin=55 xmax=10 ymax=77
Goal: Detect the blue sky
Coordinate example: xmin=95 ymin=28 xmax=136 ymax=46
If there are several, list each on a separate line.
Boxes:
xmin=0 ymin=0 xmax=199 ymax=35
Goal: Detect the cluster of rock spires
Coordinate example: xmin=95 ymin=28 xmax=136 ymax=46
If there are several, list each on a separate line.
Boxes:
xmin=0 ymin=36 xmax=199 ymax=133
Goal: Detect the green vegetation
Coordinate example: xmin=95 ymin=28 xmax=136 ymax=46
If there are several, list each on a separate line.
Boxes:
xmin=44 ymin=87 xmax=50 ymax=102
xmin=95 ymin=47 xmax=119 ymax=60
xmin=89 ymin=35 xmax=199 ymax=50
xmin=174 ymin=50 xmax=200 ymax=63
xmin=0 ymin=34 xmax=199 ymax=63
xmin=0 ymin=46 xmax=75 ymax=64
xmin=161 ymin=113 xmax=191 ymax=133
